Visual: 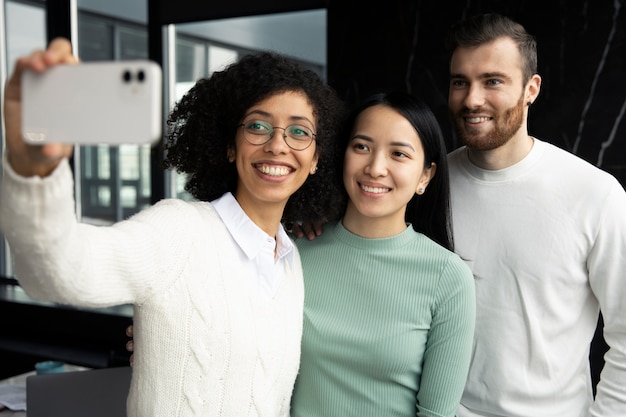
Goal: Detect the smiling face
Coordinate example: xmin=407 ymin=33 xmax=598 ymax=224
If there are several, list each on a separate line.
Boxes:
xmin=342 ymin=104 xmax=435 ymax=238
xmin=448 ymin=36 xmax=540 ymax=152
xmin=231 ymin=90 xmax=318 ymax=224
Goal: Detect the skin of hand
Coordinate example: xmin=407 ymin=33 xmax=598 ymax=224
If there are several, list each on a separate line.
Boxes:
xmin=4 ymin=37 xmax=77 ymax=177
xmin=126 ymin=324 xmax=134 ymax=366
xmin=290 ymin=218 xmax=327 ymax=240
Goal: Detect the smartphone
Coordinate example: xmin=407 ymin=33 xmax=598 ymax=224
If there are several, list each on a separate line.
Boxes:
xmin=22 ymin=60 xmax=163 ymax=146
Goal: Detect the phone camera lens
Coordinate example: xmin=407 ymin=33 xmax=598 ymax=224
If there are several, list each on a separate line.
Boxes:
xmin=137 ymin=70 xmax=146 ymax=82
xmin=122 ymin=70 xmax=132 ymax=83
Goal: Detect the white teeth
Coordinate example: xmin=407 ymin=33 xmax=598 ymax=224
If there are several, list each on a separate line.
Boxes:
xmin=361 ymin=184 xmax=389 ymax=194
xmin=258 ymin=165 xmax=290 ymax=176
xmin=466 ymin=116 xmax=490 ymax=123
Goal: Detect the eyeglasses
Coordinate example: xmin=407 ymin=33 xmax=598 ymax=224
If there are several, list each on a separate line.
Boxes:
xmin=239 ymin=119 xmax=316 ymax=151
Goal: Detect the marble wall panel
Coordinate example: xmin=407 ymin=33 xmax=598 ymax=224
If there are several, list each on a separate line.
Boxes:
xmin=327 ymin=0 xmax=626 ymax=186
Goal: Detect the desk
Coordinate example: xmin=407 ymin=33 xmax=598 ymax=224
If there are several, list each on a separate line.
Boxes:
xmin=0 ymin=370 xmax=28 ymax=417
xmin=0 ymin=283 xmax=133 ymax=377
xmin=0 ymin=365 xmax=87 ymax=416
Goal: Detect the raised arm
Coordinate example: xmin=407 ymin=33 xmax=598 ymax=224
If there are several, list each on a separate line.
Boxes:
xmin=3 ymin=37 xmax=76 ymax=177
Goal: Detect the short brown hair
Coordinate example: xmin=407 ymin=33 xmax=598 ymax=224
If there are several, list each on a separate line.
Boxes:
xmin=445 ymin=13 xmax=538 ymax=84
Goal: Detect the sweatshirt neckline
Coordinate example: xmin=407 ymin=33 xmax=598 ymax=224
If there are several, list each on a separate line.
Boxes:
xmin=460 ymin=137 xmax=545 ymax=183
xmin=332 ymin=220 xmax=418 ymax=250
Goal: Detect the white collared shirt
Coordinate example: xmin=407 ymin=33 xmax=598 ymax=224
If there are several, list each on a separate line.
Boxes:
xmin=211 ymin=192 xmax=294 ymax=298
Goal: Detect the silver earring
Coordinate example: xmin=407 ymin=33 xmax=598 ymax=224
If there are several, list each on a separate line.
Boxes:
xmin=418 ymin=187 xmax=425 ymax=194
xmin=313 ymin=166 xmax=318 ymax=173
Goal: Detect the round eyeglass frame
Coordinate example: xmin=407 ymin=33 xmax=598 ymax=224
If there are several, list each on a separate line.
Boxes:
xmin=238 ymin=121 xmax=317 ymax=151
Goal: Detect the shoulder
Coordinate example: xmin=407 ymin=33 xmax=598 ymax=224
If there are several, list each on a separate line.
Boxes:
xmin=446 ymin=147 xmax=469 ymax=182
xmin=147 ymin=199 xmax=219 ymax=218
xmin=537 ymin=139 xmax=623 ymax=196
xmin=406 ymin=232 xmax=474 ymax=285
xmin=428 ymin=239 xmax=474 ymax=289
xmin=415 ymin=236 xmax=476 ymax=309
xmin=539 ymin=139 xmax=611 ymax=178
xmin=294 ymin=222 xmax=339 ymax=250
xmin=447 ymin=146 xmax=466 ymax=166
xmin=129 ymin=199 xmax=225 ymax=233
xmin=439 ymin=253 xmax=476 ymax=312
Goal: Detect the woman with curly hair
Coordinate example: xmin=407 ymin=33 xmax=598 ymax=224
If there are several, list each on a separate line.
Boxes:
xmin=0 ymin=38 xmax=346 ymax=417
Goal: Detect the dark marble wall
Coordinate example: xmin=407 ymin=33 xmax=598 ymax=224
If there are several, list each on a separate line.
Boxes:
xmin=326 ymin=0 xmax=626 ymax=187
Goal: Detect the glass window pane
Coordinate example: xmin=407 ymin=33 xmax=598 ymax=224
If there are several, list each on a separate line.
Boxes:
xmin=120 ymin=186 xmax=137 ymax=208
xmin=176 ymin=38 xmax=205 ymax=82
xmin=119 ymin=27 xmax=148 ymax=60
xmin=78 ymin=15 xmax=114 ymax=61
xmin=120 ymin=146 xmax=139 ymax=180
xmin=208 ymin=46 xmax=237 ymax=76
xmin=6 ymin=1 xmax=46 ymax=73
xmin=3 ymin=1 xmax=47 ymax=277
xmin=97 ymin=145 xmax=111 ymax=179
xmin=97 ymin=186 xmax=112 ymax=207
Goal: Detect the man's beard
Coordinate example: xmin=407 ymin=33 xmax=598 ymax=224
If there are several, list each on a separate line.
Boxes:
xmin=452 ymin=93 xmax=525 ymax=151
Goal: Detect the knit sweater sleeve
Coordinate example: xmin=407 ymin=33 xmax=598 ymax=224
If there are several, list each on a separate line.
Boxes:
xmin=0 ymin=157 xmax=192 ymax=307
xmin=417 ymin=254 xmax=476 ymax=417
xmin=588 ymin=178 xmax=626 ymax=416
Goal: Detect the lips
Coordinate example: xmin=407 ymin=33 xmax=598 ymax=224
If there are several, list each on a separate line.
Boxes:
xmin=255 ymin=164 xmax=292 ymax=177
xmin=360 ymin=183 xmax=391 ymax=194
xmin=465 ymin=116 xmax=491 ymax=123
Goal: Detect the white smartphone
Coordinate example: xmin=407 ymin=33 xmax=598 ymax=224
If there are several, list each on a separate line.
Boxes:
xmin=22 ymin=60 xmax=163 ymax=146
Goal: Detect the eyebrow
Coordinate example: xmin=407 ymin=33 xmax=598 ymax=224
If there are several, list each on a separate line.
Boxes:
xmin=450 ymin=71 xmax=513 ymax=82
xmin=243 ymin=109 xmax=315 ymax=127
xmin=351 ymin=134 xmax=416 ymax=152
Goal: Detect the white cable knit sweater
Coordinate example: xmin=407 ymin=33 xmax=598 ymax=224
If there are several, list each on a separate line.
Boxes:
xmin=0 ymin=158 xmax=304 ymax=417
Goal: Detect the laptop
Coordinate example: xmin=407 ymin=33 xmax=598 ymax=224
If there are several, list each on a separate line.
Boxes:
xmin=26 ymin=366 xmax=132 ymax=417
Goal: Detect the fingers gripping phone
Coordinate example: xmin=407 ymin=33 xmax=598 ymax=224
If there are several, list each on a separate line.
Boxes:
xmin=22 ymin=60 xmax=163 ymax=145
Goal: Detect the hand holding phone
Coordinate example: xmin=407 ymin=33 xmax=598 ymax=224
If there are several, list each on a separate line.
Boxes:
xmin=22 ymin=60 xmax=163 ymax=146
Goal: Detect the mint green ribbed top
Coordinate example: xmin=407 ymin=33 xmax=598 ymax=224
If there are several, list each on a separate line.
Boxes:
xmin=291 ymin=221 xmax=475 ymax=417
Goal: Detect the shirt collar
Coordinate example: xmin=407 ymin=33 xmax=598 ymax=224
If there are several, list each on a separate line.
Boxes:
xmin=211 ymin=192 xmax=294 ymax=264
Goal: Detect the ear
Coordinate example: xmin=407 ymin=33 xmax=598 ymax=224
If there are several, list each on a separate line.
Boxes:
xmin=416 ymin=162 xmax=437 ymax=195
xmin=227 ymin=148 xmax=236 ymax=163
xmin=525 ymin=74 xmax=541 ymax=106
xmin=309 ymin=154 xmax=319 ymax=175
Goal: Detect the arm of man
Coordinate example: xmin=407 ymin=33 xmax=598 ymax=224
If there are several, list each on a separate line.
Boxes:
xmin=588 ymin=180 xmax=626 ymax=416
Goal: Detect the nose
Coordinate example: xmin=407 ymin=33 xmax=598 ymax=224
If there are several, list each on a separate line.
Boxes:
xmin=263 ymin=128 xmax=289 ymax=154
xmin=364 ymin=152 xmax=388 ymax=177
xmin=463 ymin=83 xmax=486 ymax=109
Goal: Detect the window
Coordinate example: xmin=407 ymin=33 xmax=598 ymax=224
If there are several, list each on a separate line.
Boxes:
xmin=5 ymin=1 xmax=46 ymax=73
xmin=77 ymin=13 xmax=151 ymax=224
xmin=2 ymin=0 xmax=47 ymax=279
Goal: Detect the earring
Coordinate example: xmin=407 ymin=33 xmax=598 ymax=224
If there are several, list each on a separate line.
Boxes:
xmin=418 ymin=187 xmax=425 ymax=194
xmin=527 ymin=101 xmax=532 ymax=106
xmin=312 ymin=166 xmax=318 ymax=174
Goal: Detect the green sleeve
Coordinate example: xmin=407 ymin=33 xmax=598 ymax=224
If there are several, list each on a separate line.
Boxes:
xmin=417 ymin=255 xmax=475 ymax=417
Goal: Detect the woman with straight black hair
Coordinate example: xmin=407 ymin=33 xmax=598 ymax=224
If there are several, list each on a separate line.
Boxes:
xmin=291 ymin=91 xmax=475 ymax=417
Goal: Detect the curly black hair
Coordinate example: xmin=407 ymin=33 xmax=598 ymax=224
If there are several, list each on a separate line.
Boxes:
xmin=163 ymin=51 xmax=348 ymax=223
